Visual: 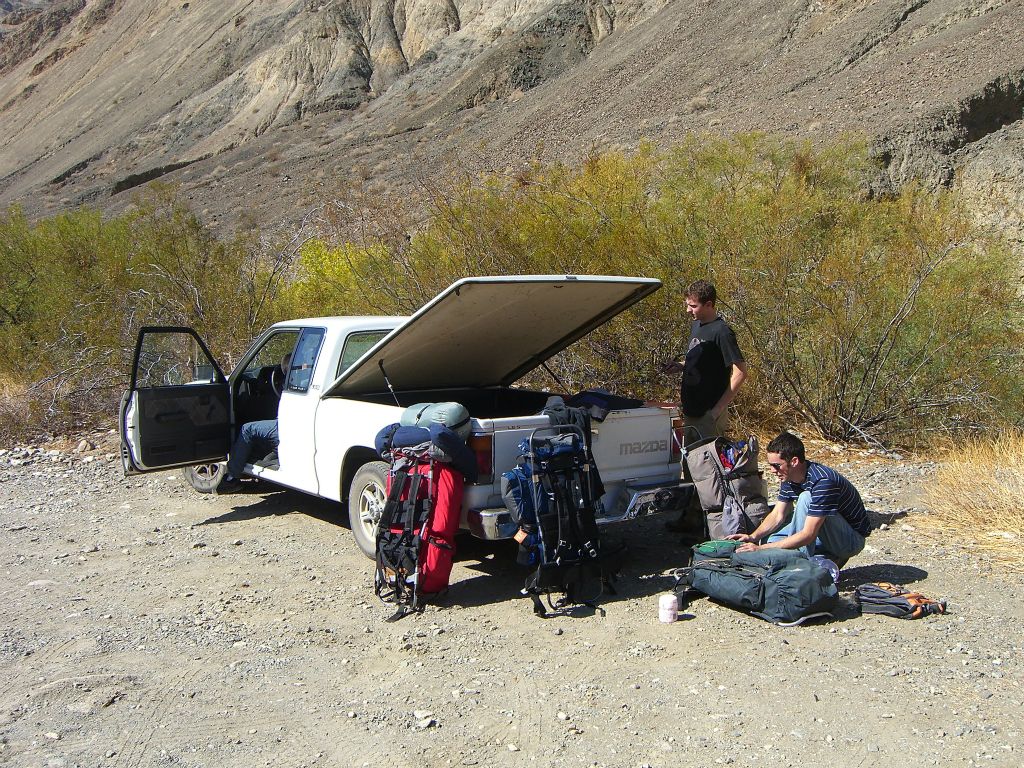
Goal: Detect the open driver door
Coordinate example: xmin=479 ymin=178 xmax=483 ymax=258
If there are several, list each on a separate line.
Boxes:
xmin=119 ymin=326 xmax=230 ymax=474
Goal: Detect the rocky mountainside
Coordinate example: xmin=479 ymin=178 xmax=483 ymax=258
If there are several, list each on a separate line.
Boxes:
xmin=1 ymin=0 xmax=1022 ymax=244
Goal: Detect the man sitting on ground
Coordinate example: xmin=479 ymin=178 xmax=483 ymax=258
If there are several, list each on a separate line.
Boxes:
xmin=727 ymin=431 xmax=870 ymax=567
xmin=217 ymin=352 xmax=290 ymax=494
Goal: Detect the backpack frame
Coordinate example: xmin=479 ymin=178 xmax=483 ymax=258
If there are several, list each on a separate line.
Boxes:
xmin=374 ymin=444 xmax=437 ymax=622
xmin=518 ymin=426 xmax=623 ymax=617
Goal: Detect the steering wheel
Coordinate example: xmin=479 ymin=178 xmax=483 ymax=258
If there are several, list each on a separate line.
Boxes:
xmin=270 ymin=365 xmax=285 ymax=398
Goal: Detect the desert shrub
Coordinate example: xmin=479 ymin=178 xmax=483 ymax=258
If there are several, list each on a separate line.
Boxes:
xmin=0 ymin=185 xmax=295 ymax=437
xmin=305 ymin=135 xmax=1023 ymax=443
xmin=0 ymin=204 xmax=133 ymax=429
xmin=653 ymin=136 xmax=1024 ymax=442
xmin=278 ymin=239 xmax=388 ymax=318
xmin=309 ymin=147 xmax=683 ymax=396
xmin=123 ymin=184 xmax=295 ymax=368
xmin=0 ymin=376 xmax=33 ymax=441
xmin=3 ymin=135 xmax=1020 ymax=445
xmin=920 ymin=432 xmax=1024 ymax=571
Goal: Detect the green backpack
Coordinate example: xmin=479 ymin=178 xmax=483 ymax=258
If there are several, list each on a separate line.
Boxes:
xmin=676 ymin=546 xmax=838 ymax=625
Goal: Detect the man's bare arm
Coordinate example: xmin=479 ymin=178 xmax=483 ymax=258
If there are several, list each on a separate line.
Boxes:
xmin=710 ymin=361 xmax=748 ymax=418
xmin=728 ymin=498 xmax=790 ymax=543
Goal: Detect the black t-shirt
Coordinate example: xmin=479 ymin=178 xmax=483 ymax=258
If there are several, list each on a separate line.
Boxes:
xmin=680 ymin=316 xmax=744 ymax=418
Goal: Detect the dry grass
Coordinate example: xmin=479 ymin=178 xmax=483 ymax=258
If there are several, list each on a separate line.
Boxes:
xmin=919 ymin=431 xmax=1024 ymax=572
xmin=0 ymin=377 xmax=34 ymax=443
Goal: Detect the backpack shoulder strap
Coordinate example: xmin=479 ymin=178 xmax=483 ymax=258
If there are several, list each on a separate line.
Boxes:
xmin=379 ymin=465 xmax=410 ymax=529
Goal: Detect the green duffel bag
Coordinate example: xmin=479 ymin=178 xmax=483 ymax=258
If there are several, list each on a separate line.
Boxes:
xmin=675 ymin=548 xmax=838 ymax=625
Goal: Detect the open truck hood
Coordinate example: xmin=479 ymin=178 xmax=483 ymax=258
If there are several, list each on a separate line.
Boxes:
xmin=324 ymin=275 xmax=662 ymax=397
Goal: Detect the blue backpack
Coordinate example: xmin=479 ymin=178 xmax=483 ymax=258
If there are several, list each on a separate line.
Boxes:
xmin=502 ymin=432 xmax=625 ymax=617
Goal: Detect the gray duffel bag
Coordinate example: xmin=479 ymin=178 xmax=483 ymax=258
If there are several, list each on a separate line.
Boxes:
xmin=400 ymin=401 xmax=472 ymax=440
xmin=686 ymin=436 xmax=769 ymax=538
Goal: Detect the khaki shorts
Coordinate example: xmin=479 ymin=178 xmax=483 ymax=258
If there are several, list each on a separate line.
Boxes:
xmin=680 ymin=408 xmax=729 ymax=486
xmin=682 ymin=409 xmax=729 ymax=445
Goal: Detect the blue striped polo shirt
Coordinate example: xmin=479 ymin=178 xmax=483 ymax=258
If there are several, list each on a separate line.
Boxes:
xmin=778 ymin=461 xmax=871 ymax=537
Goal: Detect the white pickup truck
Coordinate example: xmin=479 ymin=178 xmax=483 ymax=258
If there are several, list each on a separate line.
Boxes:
xmin=120 ymin=275 xmax=685 ymax=557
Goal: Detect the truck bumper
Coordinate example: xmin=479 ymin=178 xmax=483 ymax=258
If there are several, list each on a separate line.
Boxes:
xmin=466 ymin=480 xmax=692 ymax=541
xmin=466 ymin=508 xmax=520 ymax=541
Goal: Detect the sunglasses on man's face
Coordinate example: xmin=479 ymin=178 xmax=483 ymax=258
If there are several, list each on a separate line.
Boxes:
xmin=768 ymin=461 xmax=787 ymax=471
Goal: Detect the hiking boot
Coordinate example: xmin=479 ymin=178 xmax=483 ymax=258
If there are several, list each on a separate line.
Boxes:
xmin=255 ymin=450 xmax=279 ymax=470
xmin=215 ymin=475 xmax=243 ymax=494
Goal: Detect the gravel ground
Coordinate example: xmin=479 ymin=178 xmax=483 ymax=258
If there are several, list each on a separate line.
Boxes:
xmin=1 ymin=432 xmax=1022 ymax=768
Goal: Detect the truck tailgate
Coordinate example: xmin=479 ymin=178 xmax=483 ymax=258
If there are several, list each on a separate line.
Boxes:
xmin=464 ymin=406 xmax=679 ymax=517
xmin=588 ymin=406 xmax=678 ymax=483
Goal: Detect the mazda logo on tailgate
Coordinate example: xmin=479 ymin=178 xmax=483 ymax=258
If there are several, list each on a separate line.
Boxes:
xmin=619 ymin=440 xmax=669 ymax=455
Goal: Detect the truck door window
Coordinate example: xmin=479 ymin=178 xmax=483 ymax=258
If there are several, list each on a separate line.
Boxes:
xmin=337 ymin=330 xmax=390 ymax=377
xmin=241 ymin=331 xmax=300 ymax=377
xmin=286 ymin=327 xmax=326 ymax=393
xmin=136 ymin=332 xmax=219 ymax=388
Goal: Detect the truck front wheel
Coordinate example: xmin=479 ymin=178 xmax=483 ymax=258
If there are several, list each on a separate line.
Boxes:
xmin=349 ymin=461 xmax=389 ymax=559
xmin=182 ymin=462 xmax=226 ymax=493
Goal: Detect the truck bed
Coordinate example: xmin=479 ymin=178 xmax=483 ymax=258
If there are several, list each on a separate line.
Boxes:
xmin=313 ymin=385 xmax=683 ymax=540
xmin=342 ymin=386 xmax=553 ymax=418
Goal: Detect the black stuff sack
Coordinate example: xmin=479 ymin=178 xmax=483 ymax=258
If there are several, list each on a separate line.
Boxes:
xmin=854 ymin=582 xmax=947 ymax=619
xmin=675 ymin=547 xmax=838 ymax=625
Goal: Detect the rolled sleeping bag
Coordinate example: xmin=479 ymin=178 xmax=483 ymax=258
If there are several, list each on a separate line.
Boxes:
xmin=399 ymin=401 xmax=472 ymax=441
xmin=400 ymin=403 xmax=434 ymax=427
xmin=375 ymin=423 xmax=432 ymax=458
xmin=426 ymin=401 xmax=472 ymax=440
xmin=429 ymin=422 xmax=478 ymax=482
xmin=374 ymin=423 xmax=400 ymax=458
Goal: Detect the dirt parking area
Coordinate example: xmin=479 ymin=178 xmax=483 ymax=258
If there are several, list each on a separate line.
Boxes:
xmin=1 ymin=433 xmax=1022 ymax=768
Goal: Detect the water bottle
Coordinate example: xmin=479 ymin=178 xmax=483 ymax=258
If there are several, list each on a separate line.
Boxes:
xmin=658 ymin=593 xmax=679 ymax=623
xmin=810 ymin=555 xmax=840 ymax=585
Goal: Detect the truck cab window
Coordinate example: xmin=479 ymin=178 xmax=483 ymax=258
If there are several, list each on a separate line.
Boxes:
xmin=241 ymin=331 xmax=300 ymax=378
xmin=286 ymin=327 xmax=326 ymax=393
xmin=337 ymin=330 xmax=390 ymax=377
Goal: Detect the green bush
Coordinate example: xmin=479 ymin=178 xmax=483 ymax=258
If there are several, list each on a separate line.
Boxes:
xmin=2 ymin=136 xmax=1020 ymax=445
xmin=303 ymin=135 xmax=1024 ymax=443
xmin=0 ymin=184 xmax=293 ymax=436
xmin=652 ymin=137 xmax=1023 ymax=441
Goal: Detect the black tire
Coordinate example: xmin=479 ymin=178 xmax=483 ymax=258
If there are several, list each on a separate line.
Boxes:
xmin=349 ymin=461 xmax=389 ymax=559
xmin=182 ymin=462 xmax=227 ymax=493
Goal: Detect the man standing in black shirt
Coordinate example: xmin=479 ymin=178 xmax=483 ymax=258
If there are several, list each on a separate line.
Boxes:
xmin=665 ymin=280 xmax=747 ymax=440
xmin=664 ymin=280 xmax=748 ymax=531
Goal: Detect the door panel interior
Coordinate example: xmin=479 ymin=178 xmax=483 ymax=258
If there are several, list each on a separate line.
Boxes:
xmin=132 ymin=384 xmax=230 ymax=468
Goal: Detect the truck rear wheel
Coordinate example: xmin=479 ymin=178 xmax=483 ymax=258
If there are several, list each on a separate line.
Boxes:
xmin=350 ymin=461 xmax=388 ymax=559
xmin=182 ymin=462 xmax=226 ymax=493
